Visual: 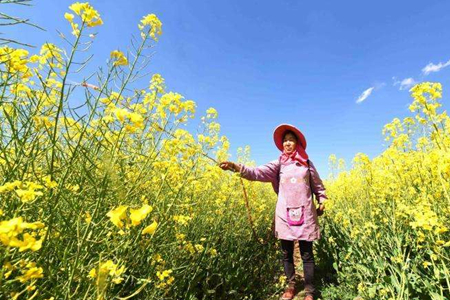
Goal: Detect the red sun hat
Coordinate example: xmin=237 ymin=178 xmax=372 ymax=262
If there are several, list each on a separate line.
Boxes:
xmin=273 ymin=124 xmax=307 ymax=151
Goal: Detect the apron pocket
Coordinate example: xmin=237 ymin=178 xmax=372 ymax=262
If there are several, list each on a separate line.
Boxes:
xmin=286 ymin=206 xmax=305 ymax=226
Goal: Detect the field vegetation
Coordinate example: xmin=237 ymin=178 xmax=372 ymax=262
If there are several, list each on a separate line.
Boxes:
xmin=0 ymin=2 xmax=449 ymax=300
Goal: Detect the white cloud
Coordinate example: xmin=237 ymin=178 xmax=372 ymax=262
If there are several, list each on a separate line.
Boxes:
xmin=356 ymin=87 xmax=374 ymax=104
xmin=393 ymin=77 xmax=417 ymax=90
xmin=422 ymin=59 xmax=450 ymax=75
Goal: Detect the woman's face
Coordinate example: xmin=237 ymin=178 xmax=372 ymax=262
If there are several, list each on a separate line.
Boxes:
xmin=283 ymin=132 xmax=297 ymax=154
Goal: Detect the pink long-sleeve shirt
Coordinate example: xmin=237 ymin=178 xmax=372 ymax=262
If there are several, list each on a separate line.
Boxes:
xmin=239 ymin=159 xmax=327 ymax=241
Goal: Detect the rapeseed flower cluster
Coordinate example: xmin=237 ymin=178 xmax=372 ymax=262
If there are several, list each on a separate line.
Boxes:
xmin=0 ymin=2 xmax=291 ymax=299
xmin=65 ymin=2 xmax=103 ymax=36
xmin=323 ymin=82 xmax=450 ymax=299
xmin=110 ymin=50 xmax=128 ymax=67
xmin=155 ymin=269 xmax=174 ymax=289
xmin=139 ymin=14 xmax=162 ymax=41
xmin=16 ymin=262 xmax=44 ymax=283
xmin=0 ymin=217 xmax=45 ymax=251
xmin=0 ymin=47 xmax=32 ymax=78
xmin=88 ymin=260 xmax=126 ymax=285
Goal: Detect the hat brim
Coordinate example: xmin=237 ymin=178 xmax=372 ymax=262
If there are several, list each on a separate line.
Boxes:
xmin=273 ymin=124 xmax=307 ymax=151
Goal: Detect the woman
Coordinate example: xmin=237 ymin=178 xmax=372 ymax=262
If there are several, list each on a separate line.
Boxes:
xmin=219 ymin=124 xmax=327 ymax=300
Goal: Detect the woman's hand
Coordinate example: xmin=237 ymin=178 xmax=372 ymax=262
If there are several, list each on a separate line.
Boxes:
xmin=219 ymin=161 xmax=240 ymax=172
xmin=316 ymin=203 xmax=325 ymax=216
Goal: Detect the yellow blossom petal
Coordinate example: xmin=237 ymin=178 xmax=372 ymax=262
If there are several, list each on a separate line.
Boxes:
xmin=129 ymin=204 xmax=153 ymax=226
xmin=142 ymin=220 xmax=158 ymax=235
xmin=106 ymin=205 xmax=128 ymax=228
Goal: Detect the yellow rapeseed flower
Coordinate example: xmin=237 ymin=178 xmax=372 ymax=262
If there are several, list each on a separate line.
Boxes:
xmin=206 ymin=107 xmax=218 ymax=119
xmin=69 ymin=2 xmax=84 ymax=15
xmin=0 ymin=180 xmax=21 ymax=193
xmin=173 ymin=215 xmax=191 ymax=226
xmin=16 ymin=262 xmax=44 ymax=283
xmin=0 ymin=217 xmax=45 ymax=251
xmin=85 ymin=212 xmax=92 ymax=224
xmin=43 ymin=175 xmax=58 ymax=189
xmin=129 ymin=204 xmax=153 ymax=226
xmin=106 ymin=205 xmax=128 ymax=228
xmin=142 ymin=220 xmax=158 ymax=235
xmin=194 ymin=244 xmax=204 ymax=252
xmin=114 ymin=107 xmax=129 ymax=122
xmin=15 ymin=188 xmax=43 ymax=203
xmin=3 ymin=262 xmax=14 ymax=279
xmin=138 ymin=14 xmax=162 ymax=41
xmin=149 ymin=74 xmax=165 ymax=94
xmin=209 ymin=248 xmax=218 ymax=257
xmin=68 ymin=2 xmax=103 ymax=27
xmin=156 ymin=269 xmax=172 ymax=280
xmin=9 ymin=233 xmax=43 ymax=252
xmin=88 ymin=267 xmax=96 ymax=279
xmin=110 ymin=50 xmax=128 ymax=67
xmin=0 ymin=47 xmax=32 ymax=78
xmin=89 ymin=260 xmax=126 ymax=286
xmin=64 ymin=12 xmax=75 ymax=23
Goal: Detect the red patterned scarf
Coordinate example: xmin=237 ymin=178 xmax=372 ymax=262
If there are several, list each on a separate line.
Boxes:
xmin=279 ymin=144 xmax=309 ymax=167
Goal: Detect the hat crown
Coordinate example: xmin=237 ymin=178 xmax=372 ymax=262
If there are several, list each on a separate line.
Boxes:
xmin=273 ymin=124 xmax=307 ymax=151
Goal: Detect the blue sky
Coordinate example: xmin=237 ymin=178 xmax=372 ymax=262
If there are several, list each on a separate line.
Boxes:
xmin=4 ymin=0 xmax=450 ymax=178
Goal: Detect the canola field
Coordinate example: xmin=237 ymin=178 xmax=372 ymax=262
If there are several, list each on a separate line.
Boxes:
xmin=0 ymin=2 xmax=449 ymax=300
xmin=320 ymin=82 xmax=450 ymax=300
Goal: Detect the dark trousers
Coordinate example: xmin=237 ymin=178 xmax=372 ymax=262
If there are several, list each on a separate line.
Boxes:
xmin=280 ymin=239 xmax=315 ymax=296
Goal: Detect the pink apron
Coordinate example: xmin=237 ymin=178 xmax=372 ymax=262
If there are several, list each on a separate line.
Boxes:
xmin=274 ymin=161 xmax=320 ymax=241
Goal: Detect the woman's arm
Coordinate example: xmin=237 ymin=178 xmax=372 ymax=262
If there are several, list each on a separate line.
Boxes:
xmin=239 ymin=160 xmax=280 ymax=182
xmin=220 ymin=160 xmax=280 ymax=183
xmin=308 ymin=160 xmax=328 ymax=205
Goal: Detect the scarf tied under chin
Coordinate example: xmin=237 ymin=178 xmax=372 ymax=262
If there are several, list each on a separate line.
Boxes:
xmin=279 ymin=144 xmax=309 ymax=167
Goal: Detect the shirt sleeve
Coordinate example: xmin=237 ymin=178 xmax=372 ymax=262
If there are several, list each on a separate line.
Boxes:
xmin=238 ymin=159 xmax=280 ymax=183
xmin=308 ymin=160 xmax=328 ymax=204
